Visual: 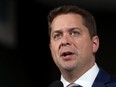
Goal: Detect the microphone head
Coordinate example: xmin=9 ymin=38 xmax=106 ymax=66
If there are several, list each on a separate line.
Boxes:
xmin=48 ymin=80 xmax=63 ymax=87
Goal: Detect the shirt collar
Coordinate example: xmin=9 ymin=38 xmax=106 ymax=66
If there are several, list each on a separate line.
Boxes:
xmin=60 ymin=63 xmax=99 ymax=87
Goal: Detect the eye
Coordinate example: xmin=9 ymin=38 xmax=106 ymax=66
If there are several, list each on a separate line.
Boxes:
xmin=53 ymin=33 xmax=62 ymax=40
xmin=71 ymin=31 xmax=80 ymax=37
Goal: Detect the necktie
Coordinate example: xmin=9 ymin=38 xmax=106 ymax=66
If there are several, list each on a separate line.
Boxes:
xmin=67 ymin=83 xmax=82 ymax=87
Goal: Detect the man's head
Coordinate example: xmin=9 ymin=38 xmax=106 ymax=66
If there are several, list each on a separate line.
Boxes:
xmin=48 ymin=5 xmax=99 ymax=78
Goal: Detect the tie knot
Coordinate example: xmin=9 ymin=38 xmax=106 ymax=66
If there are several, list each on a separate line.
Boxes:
xmin=67 ymin=83 xmax=82 ymax=87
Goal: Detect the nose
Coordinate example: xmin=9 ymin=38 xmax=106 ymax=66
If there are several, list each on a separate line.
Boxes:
xmin=61 ymin=34 xmax=71 ymax=46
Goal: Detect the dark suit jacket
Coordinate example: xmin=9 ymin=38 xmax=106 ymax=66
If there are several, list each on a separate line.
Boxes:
xmin=48 ymin=67 xmax=116 ymax=87
xmin=92 ymin=68 xmax=116 ymax=87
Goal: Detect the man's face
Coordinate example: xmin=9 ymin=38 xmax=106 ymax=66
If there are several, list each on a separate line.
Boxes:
xmin=49 ymin=13 xmax=99 ymax=72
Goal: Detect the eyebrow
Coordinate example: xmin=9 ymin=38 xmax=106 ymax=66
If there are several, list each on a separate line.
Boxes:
xmin=52 ymin=27 xmax=81 ymax=35
xmin=52 ymin=30 xmax=62 ymax=34
xmin=68 ymin=27 xmax=80 ymax=31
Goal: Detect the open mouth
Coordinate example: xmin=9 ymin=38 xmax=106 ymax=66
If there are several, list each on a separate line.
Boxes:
xmin=61 ymin=51 xmax=74 ymax=57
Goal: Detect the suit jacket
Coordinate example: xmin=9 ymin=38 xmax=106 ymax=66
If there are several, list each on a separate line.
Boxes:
xmin=48 ymin=67 xmax=116 ymax=87
xmin=92 ymin=68 xmax=116 ymax=87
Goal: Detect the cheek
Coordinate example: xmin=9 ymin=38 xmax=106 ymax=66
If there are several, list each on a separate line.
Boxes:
xmin=78 ymin=41 xmax=93 ymax=56
xmin=50 ymin=44 xmax=58 ymax=58
xmin=50 ymin=45 xmax=60 ymax=66
xmin=50 ymin=45 xmax=55 ymax=56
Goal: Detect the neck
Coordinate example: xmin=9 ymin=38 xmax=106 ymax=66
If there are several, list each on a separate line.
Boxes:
xmin=61 ymin=62 xmax=96 ymax=83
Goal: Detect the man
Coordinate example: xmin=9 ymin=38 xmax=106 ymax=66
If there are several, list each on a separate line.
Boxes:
xmin=47 ymin=5 xmax=116 ymax=87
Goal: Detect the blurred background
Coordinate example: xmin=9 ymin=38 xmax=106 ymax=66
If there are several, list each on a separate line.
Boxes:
xmin=0 ymin=0 xmax=116 ymax=87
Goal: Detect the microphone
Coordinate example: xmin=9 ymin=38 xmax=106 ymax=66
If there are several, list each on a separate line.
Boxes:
xmin=48 ymin=80 xmax=63 ymax=87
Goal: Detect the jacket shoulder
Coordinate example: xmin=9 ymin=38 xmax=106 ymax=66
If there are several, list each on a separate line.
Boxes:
xmin=107 ymin=77 xmax=116 ymax=87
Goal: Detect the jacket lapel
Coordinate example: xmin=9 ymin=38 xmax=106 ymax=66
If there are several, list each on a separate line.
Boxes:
xmin=92 ymin=68 xmax=111 ymax=87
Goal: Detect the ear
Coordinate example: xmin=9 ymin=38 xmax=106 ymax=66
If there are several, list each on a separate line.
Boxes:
xmin=92 ymin=36 xmax=99 ymax=53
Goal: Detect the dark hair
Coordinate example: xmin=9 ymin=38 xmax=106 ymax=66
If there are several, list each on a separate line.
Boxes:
xmin=47 ymin=5 xmax=97 ymax=39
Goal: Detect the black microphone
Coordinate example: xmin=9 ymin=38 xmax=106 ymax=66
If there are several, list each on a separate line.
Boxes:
xmin=48 ymin=80 xmax=63 ymax=87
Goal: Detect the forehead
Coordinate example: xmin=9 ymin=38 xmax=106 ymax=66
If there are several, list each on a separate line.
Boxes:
xmin=51 ymin=13 xmax=84 ymax=31
xmin=52 ymin=13 xmax=83 ymax=24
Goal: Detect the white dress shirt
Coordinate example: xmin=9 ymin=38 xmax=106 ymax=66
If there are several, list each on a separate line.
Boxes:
xmin=60 ymin=63 xmax=99 ymax=87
